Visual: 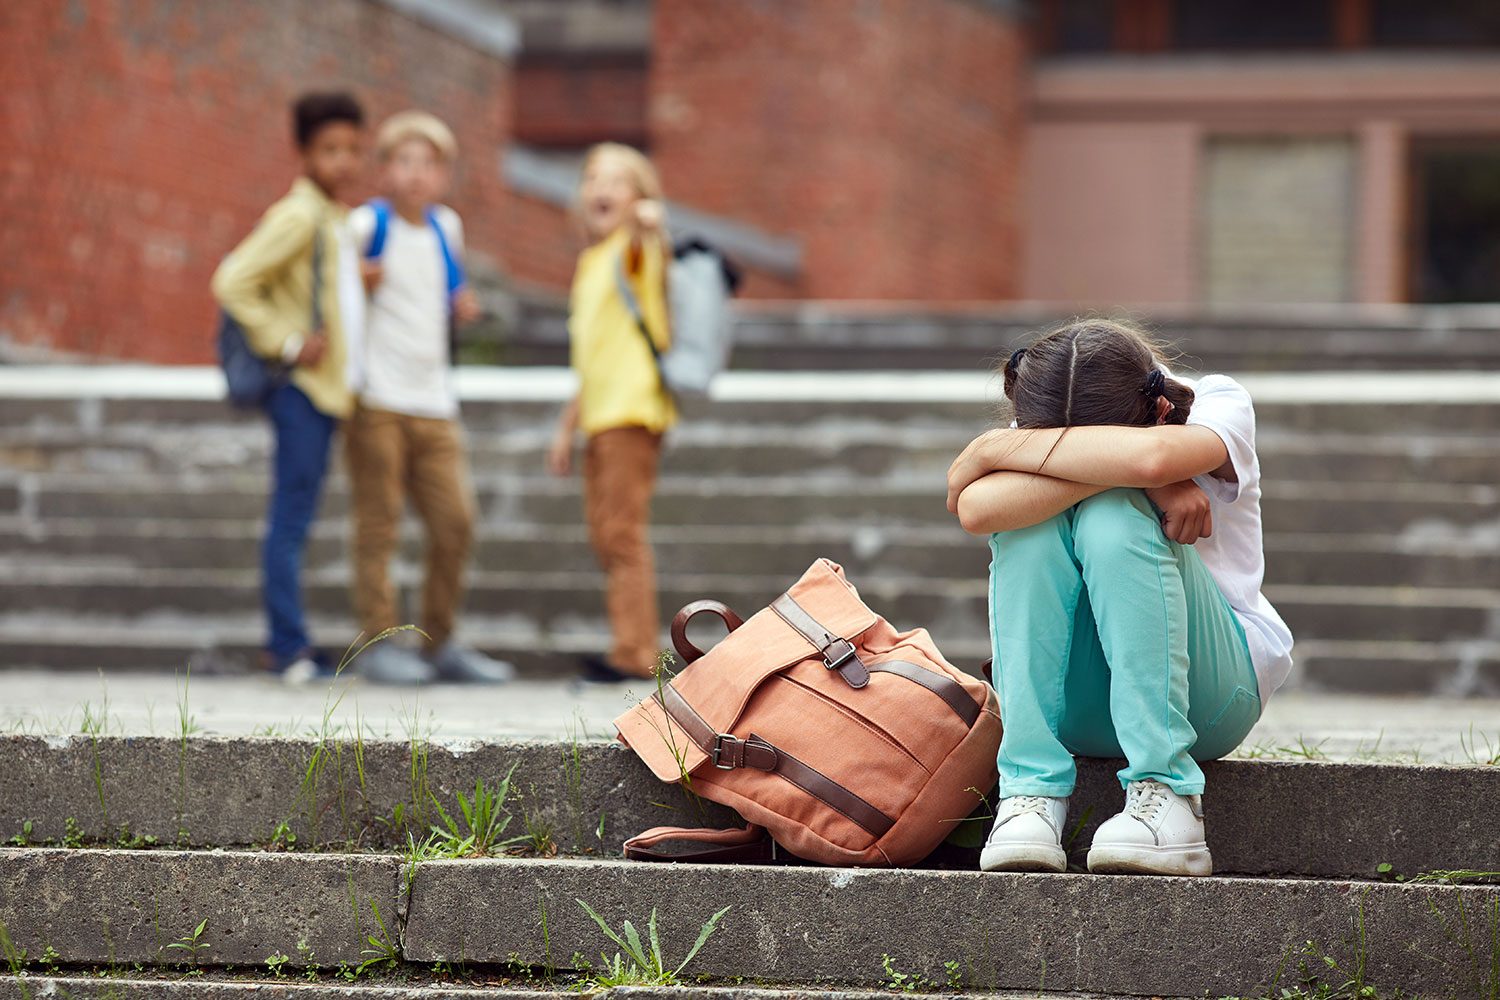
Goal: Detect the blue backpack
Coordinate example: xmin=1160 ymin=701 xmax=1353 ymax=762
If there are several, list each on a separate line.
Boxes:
xmin=363 ymin=199 xmax=465 ymax=363
xmin=215 ymin=226 xmax=323 ymax=409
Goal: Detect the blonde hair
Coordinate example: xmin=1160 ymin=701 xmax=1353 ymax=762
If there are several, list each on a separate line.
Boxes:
xmin=375 ymin=110 xmax=458 ymax=162
xmin=579 ymin=142 xmax=664 ymax=202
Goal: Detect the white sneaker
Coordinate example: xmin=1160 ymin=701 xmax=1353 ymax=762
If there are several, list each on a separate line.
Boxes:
xmin=1087 ymin=779 xmax=1213 ymax=876
xmin=426 ymin=641 xmax=516 ymax=683
xmin=979 ymin=795 xmax=1069 ymax=873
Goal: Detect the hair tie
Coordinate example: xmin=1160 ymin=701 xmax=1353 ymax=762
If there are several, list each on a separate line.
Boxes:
xmin=1008 ymin=348 xmax=1026 ymax=372
xmin=1141 ymin=369 xmax=1165 ymax=400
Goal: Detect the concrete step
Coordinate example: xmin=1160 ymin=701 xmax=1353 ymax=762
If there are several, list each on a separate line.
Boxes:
xmin=3 ymin=734 xmax=1497 ymax=880
xmin=10 ymin=420 xmax=1500 ymax=485
xmin=8 ymin=472 xmax=1499 ymax=538
xmin=508 ymin=297 xmax=1500 ymax=372
xmin=4 ymin=518 xmax=1498 ymax=591
xmin=7 ymin=621 xmax=1500 ymax=696
xmin=0 ymin=567 xmax=1493 ymax=646
xmin=1 ymin=844 xmax=1496 ymax=996
xmin=0 ymin=979 xmax=1136 ymax=1000
xmin=4 ymin=367 xmax=1500 ymax=434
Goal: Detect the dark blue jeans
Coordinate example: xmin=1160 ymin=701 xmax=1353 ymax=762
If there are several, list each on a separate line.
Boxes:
xmin=262 ymin=383 xmax=337 ymax=666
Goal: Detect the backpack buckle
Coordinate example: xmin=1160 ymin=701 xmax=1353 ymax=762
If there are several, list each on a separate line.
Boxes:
xmin=711 ymin=733 xmax=737 ymax=770
xmin=823 ymin=638 xmax=858 ymax=671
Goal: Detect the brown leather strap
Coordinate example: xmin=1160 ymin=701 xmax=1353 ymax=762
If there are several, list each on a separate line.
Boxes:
xmin=770 ymin=593 xmax=870 ymax=689
xmin=764 ymin=736 xmax=894 ymax=838
xmin=654 ymin=687 xmax=895 ymax=838
xmin=655 ymin=686 xmax=778 ymax=771
xmin=624 ymin=825 xmax=777 ymax=863
xmin=869 ymin=660 xmax=981 ymax=727
xmin=671 ymin=600 xmax=746 ymax=664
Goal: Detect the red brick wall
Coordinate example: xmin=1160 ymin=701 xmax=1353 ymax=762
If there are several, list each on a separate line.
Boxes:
xmin=514 ymin=54 xmax=650 ymax=149
xmin=648 ymin=0 xmax=1026 ymax=301
xmin=0 ymin=0 xmax=516 ymax=363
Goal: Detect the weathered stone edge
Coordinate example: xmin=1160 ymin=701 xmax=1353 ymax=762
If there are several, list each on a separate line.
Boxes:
xmin=0 ymin=976 xmax=1143 ymax=1000
xmin=404 ymin=857 xmax=1500 ymax=997
xmin=0 ymin=848 xmax=401 ymax=967
xmin=3 ymin=735 xmax=1498 ymax=878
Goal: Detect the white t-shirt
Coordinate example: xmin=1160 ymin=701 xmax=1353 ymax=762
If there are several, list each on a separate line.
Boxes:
xmin=1181 ymin=374 xmax=1295 ymax=705
xmin=346 ymin=204 xmax=463 ymax=419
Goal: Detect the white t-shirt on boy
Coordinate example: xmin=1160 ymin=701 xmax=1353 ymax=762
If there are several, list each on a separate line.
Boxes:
xmin=346 ymin=203 xmax=464 ymax=419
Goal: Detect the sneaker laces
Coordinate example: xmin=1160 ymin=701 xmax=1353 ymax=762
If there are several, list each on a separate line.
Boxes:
xmin=999 ymin=795 xmax=1054 ymax=821
xmin=1123 ymin=780 xmax=1169 ymax=825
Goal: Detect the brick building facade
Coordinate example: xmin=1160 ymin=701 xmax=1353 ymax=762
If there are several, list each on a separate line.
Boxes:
xmin=7 ymin=0 xmax=1500 ymax=363
xmin=0 ymin=0 xmax=1025 ymax=362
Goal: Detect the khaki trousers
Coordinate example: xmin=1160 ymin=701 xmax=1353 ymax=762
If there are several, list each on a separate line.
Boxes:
xmin=346 ymin=404 xmax=476 ymax=652
xmin=583 ymin=426 xmax=663 ymax=676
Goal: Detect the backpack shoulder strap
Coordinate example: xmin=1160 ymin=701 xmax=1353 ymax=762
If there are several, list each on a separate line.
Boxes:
xmin=364 ymin=198 xmax=391 ymax=260
xmin=426 ymin=206 xmax=464 ymax=297
xmin=614 ymin=252 xmax=661 ymax=361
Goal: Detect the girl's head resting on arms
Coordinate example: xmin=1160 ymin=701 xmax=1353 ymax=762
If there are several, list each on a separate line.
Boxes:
xmin=577 ymin=142 xmax=664 ymax=242
xmin=1002 ymin=319 xmax=1195 ymax=430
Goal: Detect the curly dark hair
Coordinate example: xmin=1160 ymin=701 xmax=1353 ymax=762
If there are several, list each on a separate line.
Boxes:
xmin=292 ymin=91 xmax=365 ymax=149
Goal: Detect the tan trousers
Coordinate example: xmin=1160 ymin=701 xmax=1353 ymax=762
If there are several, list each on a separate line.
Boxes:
xmin=583 ymin=426 xmax=663 ymax=676
xmin=346 ymin=404 xmax=476 ymax=652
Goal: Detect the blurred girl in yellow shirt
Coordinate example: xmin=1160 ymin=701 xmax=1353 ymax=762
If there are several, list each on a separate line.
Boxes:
xmin=547 ymin=144 xmax=675 ymax=682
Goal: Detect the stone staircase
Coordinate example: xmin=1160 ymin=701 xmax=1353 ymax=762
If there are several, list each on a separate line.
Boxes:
xmin=1 ymin=365 xmax=1498 ymax=694
xmin=2 ymin=732 xmax=1499 ymax=997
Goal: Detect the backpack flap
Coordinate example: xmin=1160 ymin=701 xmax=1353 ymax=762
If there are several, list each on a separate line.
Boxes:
xmin=615 ymin=558 xmax=877 ymax=782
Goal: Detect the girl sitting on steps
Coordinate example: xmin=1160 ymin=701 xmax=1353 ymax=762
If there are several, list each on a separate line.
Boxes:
xmin=946 ymin=320 xmax=1293 ymax=876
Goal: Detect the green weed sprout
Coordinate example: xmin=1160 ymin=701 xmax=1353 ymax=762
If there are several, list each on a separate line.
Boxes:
xmin=575 ymin=900 xmax=730 ymax=987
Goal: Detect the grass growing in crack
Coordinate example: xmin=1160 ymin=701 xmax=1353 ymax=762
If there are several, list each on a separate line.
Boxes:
xmin=78 ymin=678 xmax=111 ymax=837
xmin=563 ymin=713 xmax=592 ymax=849
xmin=429 ymin=768 xmax=525 ymax=857
xmin=514 ymin=783 xmax=558 ymax=857
xmin=1276 ymin=735 xmax=1331 ymax=761
xmin=1460 ymin=725 xmax=1500 ymax=766
xmin=165 ymin=918 xmax=208 ymax=970
xmin=1426 ymin=890 xmax=1500 ymax=999
xmin=385 ymin=696 xmax=440 ymax=837
xmin=281 ymin=627 xmax=415 ymax=850
xmin=635 ymin=648 xmax=711 ymax=824
xmin=357 ymin=899 xmax=401 ymax=974
xmin=174 ymin=664 xmax=199 ymax=845
xmin=574 ymin=899 xmax=729 ymax=988
xmin=0 ymin=919 xmax=33 ymax=1000
xmin=881 ymin=953 xmax=935 ymax=992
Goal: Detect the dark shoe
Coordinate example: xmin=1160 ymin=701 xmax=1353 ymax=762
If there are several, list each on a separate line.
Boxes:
xmin=578 ymin=655 xmax=635 ymax=685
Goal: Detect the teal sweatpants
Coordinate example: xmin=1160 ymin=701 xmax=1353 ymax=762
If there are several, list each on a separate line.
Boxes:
xmin=988 ymin=488 xmax=1261 ymax=798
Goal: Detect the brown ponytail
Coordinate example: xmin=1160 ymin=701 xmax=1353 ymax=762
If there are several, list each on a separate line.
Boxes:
xmin=998 ymin=319 xmax=1193 ymax=429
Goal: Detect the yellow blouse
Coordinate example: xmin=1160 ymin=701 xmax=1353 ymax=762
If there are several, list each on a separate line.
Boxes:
xmin=568 ymin=227 xmax=676 ymax=435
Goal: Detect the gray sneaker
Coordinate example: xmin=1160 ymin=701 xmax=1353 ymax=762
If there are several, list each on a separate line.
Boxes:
xmin=427 ymin=641 xmax=516 ymax=683
xmin=357 ymin=641 xmax=436 ymax=686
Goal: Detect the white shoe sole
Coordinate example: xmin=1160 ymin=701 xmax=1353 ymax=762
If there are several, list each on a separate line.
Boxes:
xmin=979 ymin=842 xmax=1067 ymax=873
xmin=1086 ymin=842 xmax=1213 ymax=876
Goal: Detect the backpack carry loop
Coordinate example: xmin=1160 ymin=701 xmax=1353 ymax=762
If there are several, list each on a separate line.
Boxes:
xmin=670 ymin=599 xmax=745 ymax=664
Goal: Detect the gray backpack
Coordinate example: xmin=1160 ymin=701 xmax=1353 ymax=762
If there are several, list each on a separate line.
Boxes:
xmin=615 ymin=237 xmax=740 ymax=400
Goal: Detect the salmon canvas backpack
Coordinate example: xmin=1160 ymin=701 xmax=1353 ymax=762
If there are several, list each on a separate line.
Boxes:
xmin=615 ymin=558 xmax=1002 ymax=867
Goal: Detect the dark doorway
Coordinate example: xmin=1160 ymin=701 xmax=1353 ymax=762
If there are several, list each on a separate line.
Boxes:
xmin=1410 ymin=140 xmax=1500 ymax=303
